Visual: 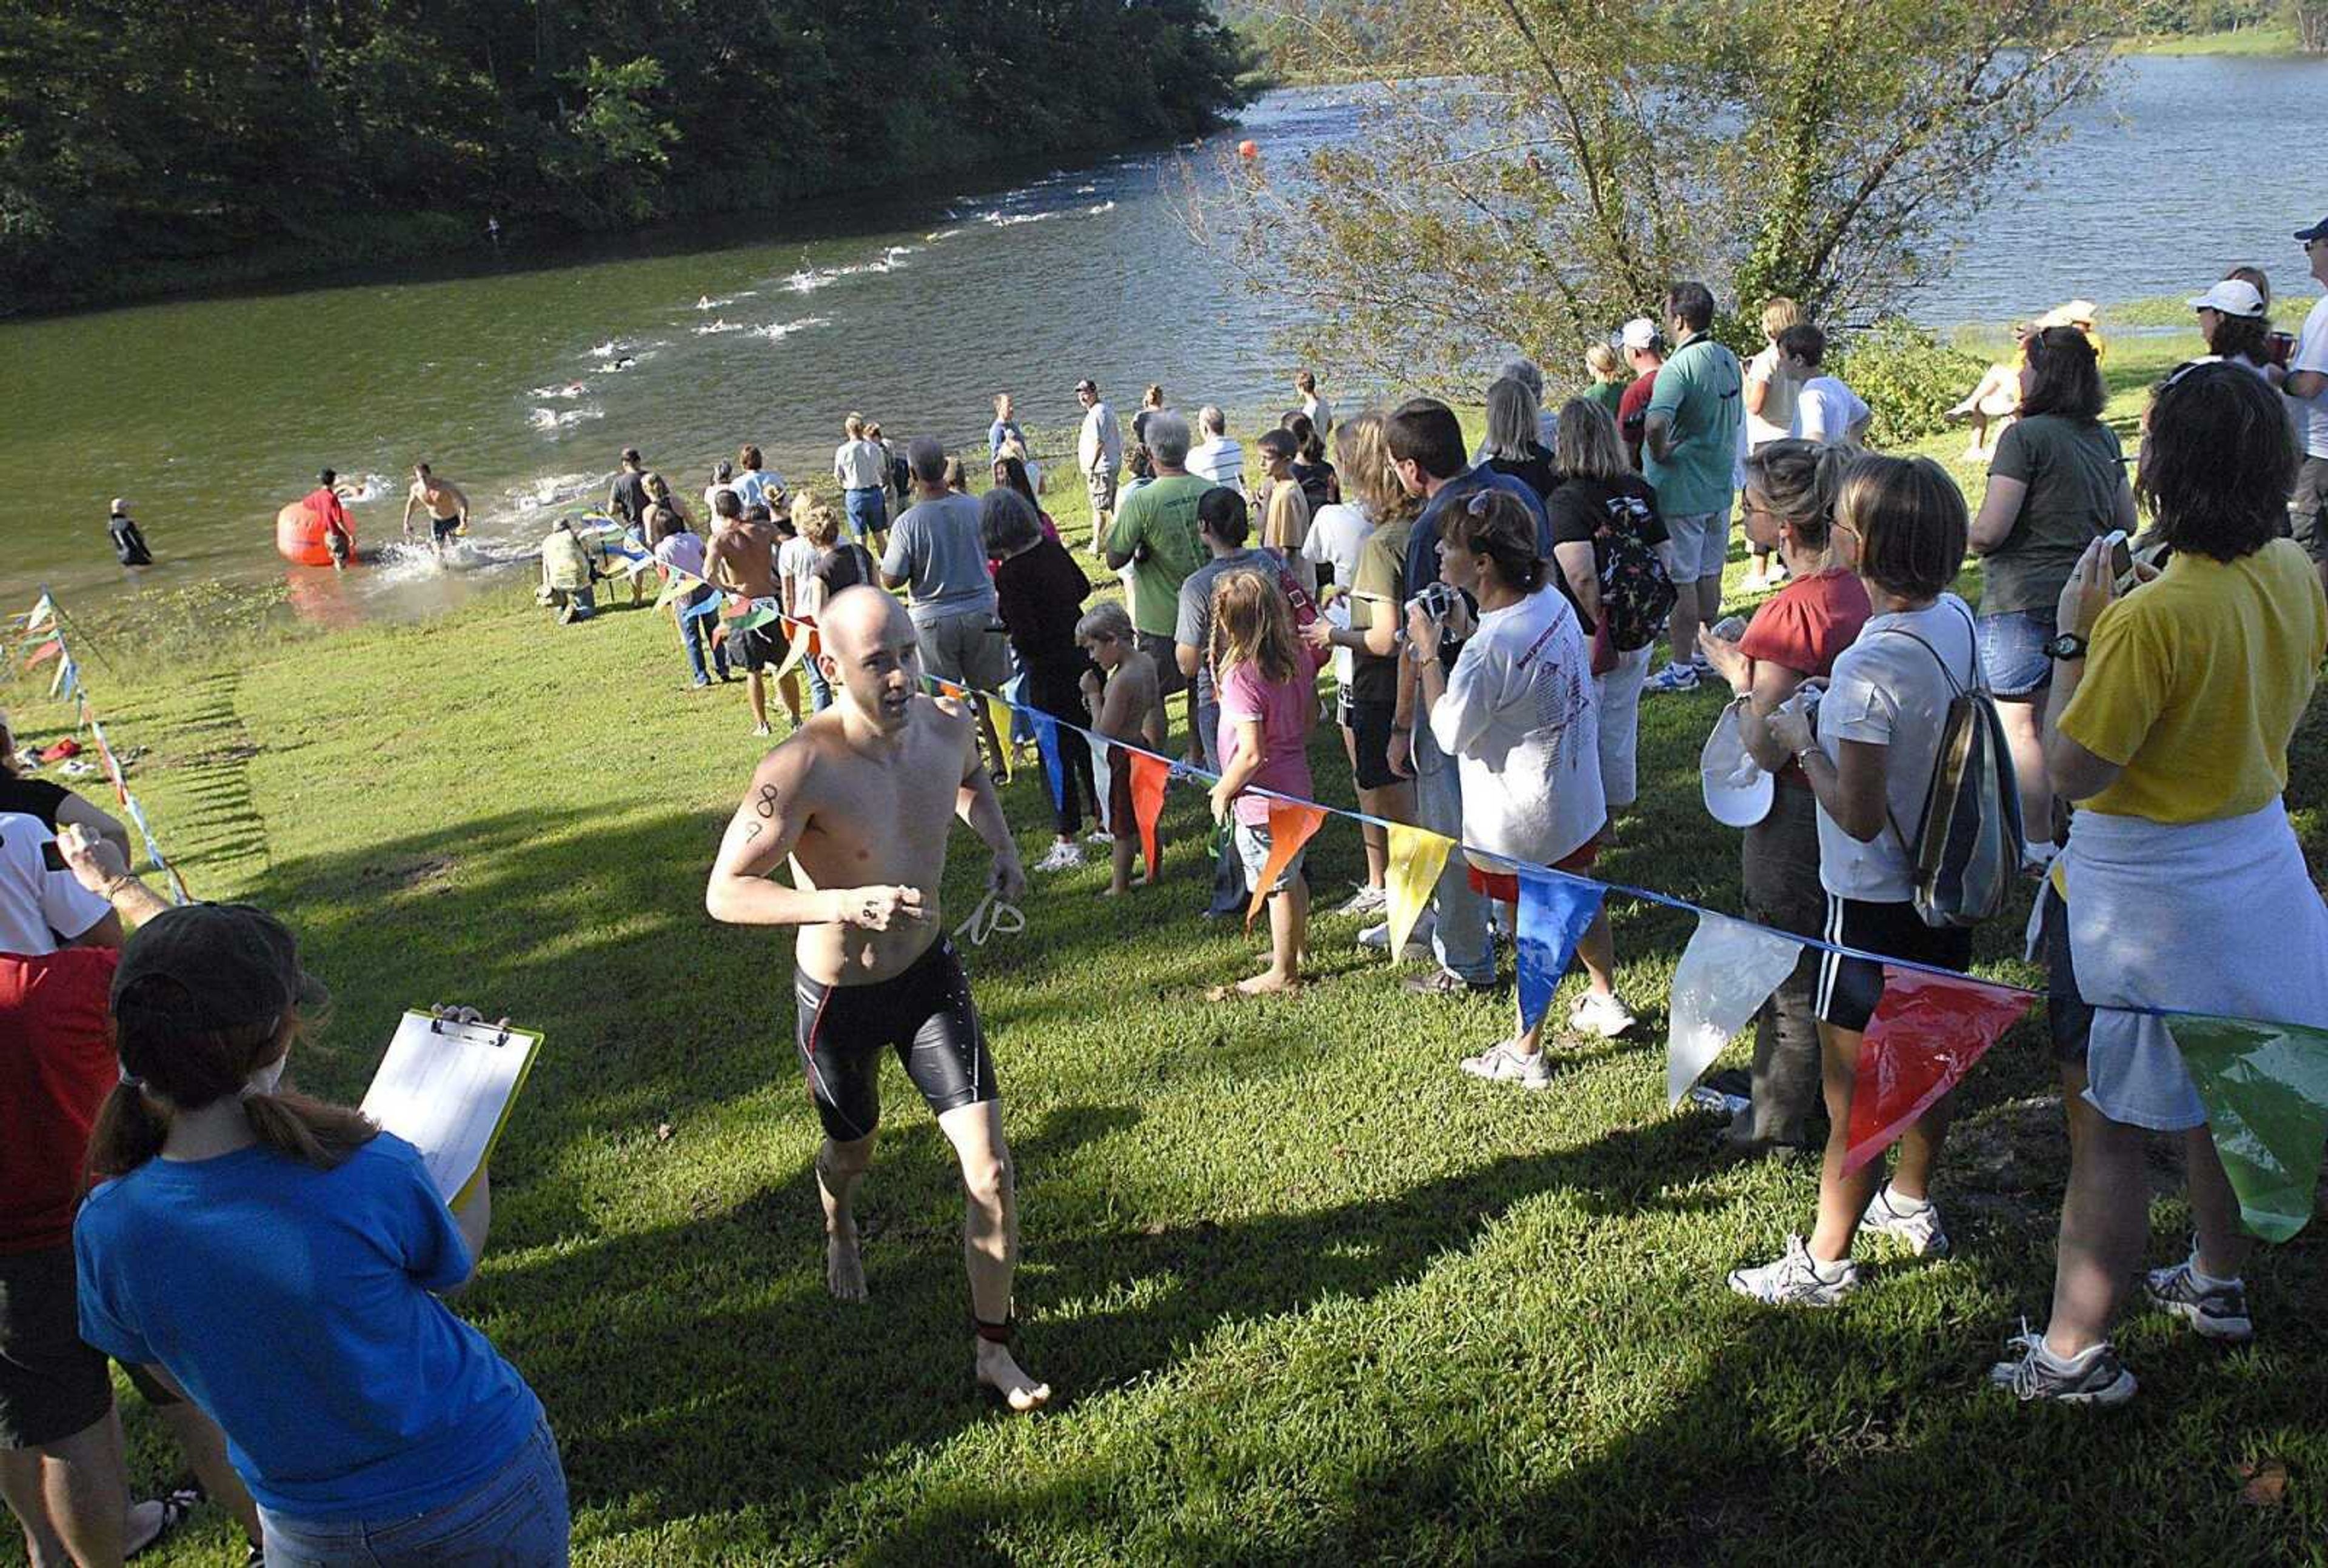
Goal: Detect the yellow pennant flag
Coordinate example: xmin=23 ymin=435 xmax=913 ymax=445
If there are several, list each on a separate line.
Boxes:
xmin=982 ymin=693 xmax=1015 ymax=781
xmin=1384 ymin=823 xmax=1454 ymax=958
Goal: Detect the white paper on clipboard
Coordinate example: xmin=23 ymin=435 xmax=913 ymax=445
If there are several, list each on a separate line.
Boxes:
xmin=359 ymin=1011 xmax=541 ymax=1209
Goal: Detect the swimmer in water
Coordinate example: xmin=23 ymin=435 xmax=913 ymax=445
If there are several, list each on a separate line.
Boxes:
xmin=305 ymin=469 xmax=355 ymax=571
xmin=106 ymin=498 xmax=154 ymax=566
xmin=402 ymin=462 xmax=470 ymax=557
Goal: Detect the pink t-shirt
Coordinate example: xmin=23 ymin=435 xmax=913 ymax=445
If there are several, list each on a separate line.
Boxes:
xmin=1217 ymin=654 xmax=1319 ymax=827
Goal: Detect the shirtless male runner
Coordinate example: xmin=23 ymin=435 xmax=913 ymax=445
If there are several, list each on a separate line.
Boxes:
xmin=401 ymin=462 xmax=470 ymax=558
xmin=705 ymin=586 xmax=1048 ymax=1411
xmin=704 ymin=489 xmax=793 ymax=736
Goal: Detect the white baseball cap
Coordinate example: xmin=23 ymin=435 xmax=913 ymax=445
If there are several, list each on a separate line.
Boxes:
xmin=110 ymin=498 xmax=128 ymax=513
xmin=1619 ymin=318 xmax=1659 ymax=352
xmin=1699 ymin=703 xmax=1773 ymax=829
xmin=2187 ymin=279 xmax=2265 ymax=319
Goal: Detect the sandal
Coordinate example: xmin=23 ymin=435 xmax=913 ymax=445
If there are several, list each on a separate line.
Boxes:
xmin=126 ymin=1486 xmax=200 ymax=1559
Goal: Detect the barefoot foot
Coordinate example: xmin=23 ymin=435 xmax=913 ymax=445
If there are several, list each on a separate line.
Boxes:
xmin=975 ymin=1339 xmax=1052 ymax=1412
xmin=826 ymin=1229 xmax=867 ymax=1301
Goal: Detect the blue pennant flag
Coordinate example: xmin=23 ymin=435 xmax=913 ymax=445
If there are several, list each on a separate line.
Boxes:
xmin=1028 ymin=712 xmax=1066 ymax=815
xmin=1516 ymin=870 xmax=1607 ymax=1035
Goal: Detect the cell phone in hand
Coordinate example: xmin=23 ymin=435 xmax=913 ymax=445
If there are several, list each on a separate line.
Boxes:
xmin=41 ymin=839 xmax=68 ymax=873
xmin=2102 ymin=529 xmax=2136 ymax=595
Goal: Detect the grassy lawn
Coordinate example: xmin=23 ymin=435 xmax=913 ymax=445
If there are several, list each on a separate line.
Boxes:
xmin=7 ymin=318 xmax=2326 ymax=1563
xmin=2119 ymin=24 xmax=2305 ymax=56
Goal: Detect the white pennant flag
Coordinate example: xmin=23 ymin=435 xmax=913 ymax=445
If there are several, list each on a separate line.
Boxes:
xmin=1087 ymin=740 xmax=1115 ymax=833
xmin=1665 ymin=912 xmax=1806 ymax=1106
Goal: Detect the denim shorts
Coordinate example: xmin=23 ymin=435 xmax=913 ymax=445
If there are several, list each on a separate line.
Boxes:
xmin=1234 ymin=818 xmax=1303 ymax=895
xmin=258 ymin=1410 xmax=569 ymax=1567
xmin=1975 ymin=607 xmax=2055 ymax=700
xmin=1664 ymin=507 xmax=1731 ymax=581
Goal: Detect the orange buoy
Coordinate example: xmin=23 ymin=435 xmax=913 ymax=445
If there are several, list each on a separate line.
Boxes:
xmin=275 ymin=496 xmax=353 ymax=567
xmin=1237 ymin=139 xmax=1259 ymax=160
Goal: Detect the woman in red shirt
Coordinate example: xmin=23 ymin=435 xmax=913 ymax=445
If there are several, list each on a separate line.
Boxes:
xmin=1696 ymin=440 xmax=1870 ymax=1156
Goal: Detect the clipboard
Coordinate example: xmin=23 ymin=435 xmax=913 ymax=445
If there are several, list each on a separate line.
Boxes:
xmin=358 ymin=1010 xmax=542 ymax=1211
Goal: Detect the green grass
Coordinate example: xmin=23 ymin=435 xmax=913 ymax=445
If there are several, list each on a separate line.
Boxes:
xmin=6 ymin=319 xmax=2327 ymax=1564
xmin=2119 ymin=24 xmax=2304 ymax=56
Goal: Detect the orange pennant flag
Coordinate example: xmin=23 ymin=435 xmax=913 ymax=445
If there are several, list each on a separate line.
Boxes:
xmin=1128 ymin=751 xmax=1171 ymax=879
xmin=1246 ymin=801 xmax=1328 ymax=927
xmin=22 ymin=640 xmax=61 ymax=669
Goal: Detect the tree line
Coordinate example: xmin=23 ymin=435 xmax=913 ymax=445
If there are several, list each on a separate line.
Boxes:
xmin=0 ymin=0 xmax=1253 ymax=310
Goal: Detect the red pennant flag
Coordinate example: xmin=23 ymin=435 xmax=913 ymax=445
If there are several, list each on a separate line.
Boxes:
xmin=22 ymin=640 xmax=61 ymax=669
xmin=1845 ymin=967 xmax=2032 ymax=1174
xmin=1245 ymin=801 xmax=1328 ymax=927
xmin=1128 ymin=751 xmax=1171 ymax=879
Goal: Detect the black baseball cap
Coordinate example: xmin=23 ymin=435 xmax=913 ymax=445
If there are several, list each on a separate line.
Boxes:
xmin=112 ymin=903 xmax=329 ymax=1037
xmin=1075 ymin=378 xmax=1097 ymax=393
xmin=2296 ymin=216 xmax=2328 ymax=242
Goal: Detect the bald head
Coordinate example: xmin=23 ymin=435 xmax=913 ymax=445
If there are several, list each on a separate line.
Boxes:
xmin=816 ymin=585 xmax=923 ymax=731
xmin=819 ymin=584 xmax=912 ymax=657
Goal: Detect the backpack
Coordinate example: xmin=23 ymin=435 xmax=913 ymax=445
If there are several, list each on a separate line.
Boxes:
xmin=1876 ymin=604 xmax=2025 ymax=930
xmin=1593 ymin=489 xmax=1678 ymax=653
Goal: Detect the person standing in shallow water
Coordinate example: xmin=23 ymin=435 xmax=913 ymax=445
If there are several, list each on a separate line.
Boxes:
xmin=105 ymin=499 xmax=153 ymax=566
xmin=704 ymin=585 xmax=1049 ymax=1413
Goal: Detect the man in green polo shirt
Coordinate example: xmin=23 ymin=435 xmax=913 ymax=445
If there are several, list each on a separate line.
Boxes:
xmin=1104 ymin=410 xmax=1214 ymax=759
xmin=1644 ymin=279 xmax=1744 ymax=693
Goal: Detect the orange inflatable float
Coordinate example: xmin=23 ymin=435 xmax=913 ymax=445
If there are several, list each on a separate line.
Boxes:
xmin=275 ymin=495 xmax=354 ymax=566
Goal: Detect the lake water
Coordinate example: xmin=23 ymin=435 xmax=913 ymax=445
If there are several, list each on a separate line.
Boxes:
xmin=4 ymin=53 xmax=2323 ymax=622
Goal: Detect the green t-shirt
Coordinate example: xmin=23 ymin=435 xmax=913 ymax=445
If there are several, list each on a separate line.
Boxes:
xmin=1105 ymin=474 xmax=1214 ymax=635
xmin=1583 ymin=379 xmax=1628 ymax=419
xmin=1979 ymin=413 xmax=2126 ymax=616
xmin=1644 ymin=335 xmax=1744 ymax=517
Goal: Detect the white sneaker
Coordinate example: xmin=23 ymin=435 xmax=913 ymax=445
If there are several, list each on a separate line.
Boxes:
xmin=1359 ymin=915 xmax=1434 ymax=959
xmin=1727 ymin=1235 xmax=1860 ymax=1307
xmin=1458 ymin=1040 xmax=1553 ymax=1089
xmin=1336 ymin=884 xmax=1389 ymax=917
xmin=1568 ymin=990 xmax=1637 ymax=1039
xmin=1085 ymin=829 xmax=1115 ymax=847
xmin=1034 ymin=841 xmax=1085 ymax=873
xmin=1859 ymin=1186 xmax=1952 ymax=1258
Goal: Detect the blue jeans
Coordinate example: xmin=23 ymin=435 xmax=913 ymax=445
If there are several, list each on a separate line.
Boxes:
xmin=679 ymin=595 xmax=728 ymax=687
xmin=1411 ymin=722 xmax=1493 ymax=983
xmin=258 ymin=1412 xmax=569 ymax=1567
xmin=843 ymin=487 xmax=887 ymax=541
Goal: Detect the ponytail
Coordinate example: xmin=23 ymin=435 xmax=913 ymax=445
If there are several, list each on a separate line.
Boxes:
xmin=83 ymin=1082 xmax=170 ymax=1185
xmin=242 ymin=1089 xmax=380 ymax=1171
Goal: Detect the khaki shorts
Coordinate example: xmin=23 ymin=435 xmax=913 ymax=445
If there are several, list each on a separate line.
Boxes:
xmin=917 ymin=609 xmax=1012 ymax=692
xmin=1086 ymin=470 xmax=1119 ymax=518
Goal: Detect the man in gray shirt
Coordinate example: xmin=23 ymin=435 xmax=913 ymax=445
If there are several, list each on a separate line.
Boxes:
xmin=882 ymin=436 xmax=1011 ymax=699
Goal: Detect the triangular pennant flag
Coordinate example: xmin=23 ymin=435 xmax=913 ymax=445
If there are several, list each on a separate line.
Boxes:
xmin=24 ymin=593 xmax=55 ymax=632
xmin=1245 ymin=801 xmax=1328 ymax=927
xmin=1844 ymin=967 xmax=2031 ymax=1174
xmin=982 ymin=693 xmax=1015 ymax=782
xmin=51 ymin=656 xmax=76 ymax=700
xmin=1383 ymin=824 xmax=1454 ymax=959
xmin=23 ymin=639 xmax=61 ymax=669
xmin=726 ymin=602 xmax=781 ymax=633
xmin=1665 ymin=913 xmax=1807 ymax=1106
xmin=1029 ymin=713 xmax=1066 ymax=813
xmin=934 ymin=679 xmax=967 ymax=704
xmin=1088 ymin=741 xmax=1116 ymax=835
xmin=653 ymin=573 xmax=688 ymax=610
xmin=2167 ymin=1013 xmax=2328 ymax=1243
xmin=771 ymin=620 xmax=813 ymax=683
xmin=1516 ymin=870 xmax=1605 ymax=1035
xmin=1128 ymin=750 xmax=1170 ymax=878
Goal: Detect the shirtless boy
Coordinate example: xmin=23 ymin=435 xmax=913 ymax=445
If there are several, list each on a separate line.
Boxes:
xmin=401 ymin=462 xmax=470 ymax=556
xmin=705 ymin=490 xmax=798 ymax=736
xmin=1074 ymin=600 xmax=1165 ymax=895
xmin=705 ymin=586 xmax=1046 ymax=1411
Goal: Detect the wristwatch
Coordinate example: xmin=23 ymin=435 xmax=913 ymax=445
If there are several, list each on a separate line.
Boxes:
xmin=2044 ymin=632 xmax=2088 ymax=661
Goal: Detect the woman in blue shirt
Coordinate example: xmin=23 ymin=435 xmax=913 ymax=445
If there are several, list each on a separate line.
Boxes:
xmin=73 ymin=904 xmax=566 ymax=1566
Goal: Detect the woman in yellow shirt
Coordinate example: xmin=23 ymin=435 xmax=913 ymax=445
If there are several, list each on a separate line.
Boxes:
xmin=1992 ymin=362 xmax=2328 ymax=1406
